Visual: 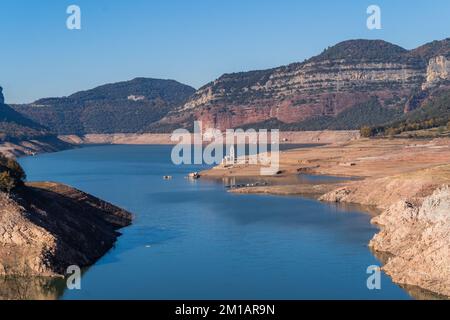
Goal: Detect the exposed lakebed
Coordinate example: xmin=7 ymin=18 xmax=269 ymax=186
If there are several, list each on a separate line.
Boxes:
xmin=17 ymin=145 xmax=412 ymax=299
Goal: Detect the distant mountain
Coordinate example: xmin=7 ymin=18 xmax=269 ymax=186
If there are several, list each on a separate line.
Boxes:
xmin=0 ymin=86 xmax=51 ymax=141
xmin=155 ymin=38 xmax=450 ymax=132
xmin=13 ymin=78 xmax=196 ymax=134
xmin=307 ymin=39 xmax=411 ymax=63
xmin=0 ymin=87 xmax=73 ymax=157
xmin=409 ymin=38 xmax=450 ymax=60
xmin=12 ymin=39 xmax=450 ymax=134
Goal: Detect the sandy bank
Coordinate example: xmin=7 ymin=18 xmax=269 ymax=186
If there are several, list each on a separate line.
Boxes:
xmin=59 ymin=130 xmax=360 ymax=146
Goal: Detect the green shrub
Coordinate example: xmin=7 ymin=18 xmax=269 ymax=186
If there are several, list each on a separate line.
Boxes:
xmin=0 ymin=172 xmax=16 ymax=193
xmin=360 ymin=126 xmax=373 ymax=138
xmin=0 ymin=154 xmax=26 ymax=193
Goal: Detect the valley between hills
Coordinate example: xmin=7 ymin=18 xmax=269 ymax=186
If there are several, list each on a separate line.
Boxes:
xmin=1 ymin=37 xmax=450 ymax=299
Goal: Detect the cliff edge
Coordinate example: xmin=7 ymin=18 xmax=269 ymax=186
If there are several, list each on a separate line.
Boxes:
xmin=0 ymin=182 xmax=132 ymax=277
xmin=370 ymin=186 xmax=450 ymax=297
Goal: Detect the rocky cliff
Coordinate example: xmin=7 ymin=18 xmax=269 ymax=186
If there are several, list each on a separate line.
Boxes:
xmin=370 ymin=186 xmax=450 ymax=297
xmin=0 ymin=182 xmax=132 ymax=277
xmin=157 ymin=39 xmax=450 ymax=131
xmin=422 ymin=55 xmax=450 ymax=89
xmin=318 ymin=161 xmax=450 ymax=298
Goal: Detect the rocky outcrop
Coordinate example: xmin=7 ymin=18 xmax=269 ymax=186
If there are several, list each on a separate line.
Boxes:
xmin=319 ymin=163 xmax=450 ymax=297
xmin=369 ymin=186 xmax=450 ymax=297
xmin=162 ymin=60 xmax=422 ymax=130
xmin=0 ymin=182 xmax=132 ymax=277
xmin=422 ymin=56 xmax=450 ymax=89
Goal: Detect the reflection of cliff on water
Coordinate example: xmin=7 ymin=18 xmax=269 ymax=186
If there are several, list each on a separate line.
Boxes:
xmin=0 ymin=276 xmax=65 ymax=300
xmin=370 ymin=249 xmax=449 ymax=300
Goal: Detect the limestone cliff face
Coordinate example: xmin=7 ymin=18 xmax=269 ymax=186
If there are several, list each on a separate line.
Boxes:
xmin=185 ymin=61 xmax=422 ymax=112
xmin=319 ymin=161 xmax=450 ymax=298
xmin=179 ymin=60 xmax=422 ymax=129
xmin=422 ymin=56 xmax=450 ymax=89
xmin=158 ymin=39 xmax=450 ymax=131
xmin=370 ymin=186 xmax=450 ymax=297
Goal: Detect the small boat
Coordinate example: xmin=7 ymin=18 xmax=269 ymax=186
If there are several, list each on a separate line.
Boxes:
xmin=163 ymin=175 xmax=172 ymax=180
xmin=188 ymin=172 xmax=200 ymax=180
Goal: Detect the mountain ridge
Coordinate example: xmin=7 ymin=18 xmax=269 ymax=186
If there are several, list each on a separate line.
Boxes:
xmin=154 ymin=38 xmax=450 ymax=132
xmin=12 ymin=78 xmax=196 ymax=135
xmin=11 ymin=38 xmax=450 ymax=134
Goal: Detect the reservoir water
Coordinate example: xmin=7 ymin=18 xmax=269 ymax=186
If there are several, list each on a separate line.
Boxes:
xmin=18 ymin=145 xmax=412 ymax=299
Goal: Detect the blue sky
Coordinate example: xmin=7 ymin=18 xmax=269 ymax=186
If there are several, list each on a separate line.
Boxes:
xmin=1 ymin=0 xmax=449 ymax=103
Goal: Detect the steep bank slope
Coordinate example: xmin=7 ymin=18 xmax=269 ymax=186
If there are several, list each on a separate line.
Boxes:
xmin=0 ymin=182 xmax=132 ymax=277
xmin=319 ymin=165 xmax=450 ymax=297
xmin=369 ymin=186 xmax=450 ymax=297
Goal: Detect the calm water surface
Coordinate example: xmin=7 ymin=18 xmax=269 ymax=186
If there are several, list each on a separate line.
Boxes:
xmin=19 ymin=145 xmax=411 ymax=299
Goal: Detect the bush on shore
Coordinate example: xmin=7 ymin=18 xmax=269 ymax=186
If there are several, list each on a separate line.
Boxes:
xmin=360 ymin=126 xmax=373 ymax=138
xmin=0 ymin=154 xmax=26 ymax=193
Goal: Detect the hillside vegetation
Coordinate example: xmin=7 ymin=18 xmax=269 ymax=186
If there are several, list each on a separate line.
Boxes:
xmin=12 ymin=78 xmax=195 ymax=134
xmin=157 ymin=38 xmax=450 ymax=132
xmin=10 ymin=38 xmax=450 ymax=134
xmin=361 ymin=87 xmax=450 ymax=137
xmin=0 ymin=87 xmax=53 ymax=141
xmin=0 ymin=154 xmax=26 ymax=192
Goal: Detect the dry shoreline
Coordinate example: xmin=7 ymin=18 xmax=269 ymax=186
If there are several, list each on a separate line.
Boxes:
xmin=0 ymin=130 xmax=360 ymax=158
xmin=2 ymin=133 xmax=448 ymax=298
xmin=58 ymin=130 xmax=360 ymax=146
xmin=200 ymin=137 xmax=450 ymax=298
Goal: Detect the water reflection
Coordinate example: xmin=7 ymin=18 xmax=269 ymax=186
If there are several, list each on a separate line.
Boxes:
xmin=370 ymin=249 xmax=448 ymax=300
xmin=0 ymin=276 xmax=65 ymax=300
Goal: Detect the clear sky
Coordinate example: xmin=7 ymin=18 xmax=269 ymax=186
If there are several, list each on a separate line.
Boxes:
xmin=1 ymin=0 xmax=449 ymax=103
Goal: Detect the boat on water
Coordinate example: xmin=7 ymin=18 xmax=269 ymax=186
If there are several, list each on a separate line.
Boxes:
xmin=188 ymin=172 xmax=200 ymax=180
